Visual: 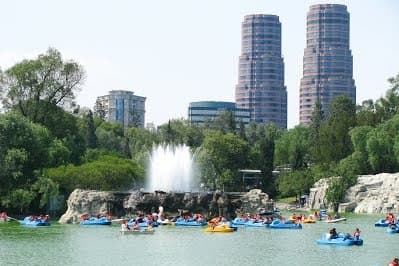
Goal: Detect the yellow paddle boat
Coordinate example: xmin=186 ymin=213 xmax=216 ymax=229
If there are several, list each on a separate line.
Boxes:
xmin=302 ymin=218 xmax=316 ymax=223
xmin=204 ymin=224 xmax=234 ymax=233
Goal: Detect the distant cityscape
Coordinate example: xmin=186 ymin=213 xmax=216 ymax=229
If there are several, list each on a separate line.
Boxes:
xmin=94 ymin=3 xmax=355 ymax=130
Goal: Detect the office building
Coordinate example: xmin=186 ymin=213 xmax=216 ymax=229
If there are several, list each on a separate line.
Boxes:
xmin=299 ymin=4 xmax=356 ymax=125
xmin=188 ymin=101 xmax=250 ymax=127
xmin=235 ymin=14 xmax=287 ymax=128
xmin=95 ymin=90 xmax=146 ymax=128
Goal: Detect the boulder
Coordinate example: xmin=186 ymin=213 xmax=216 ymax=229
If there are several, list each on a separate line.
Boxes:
xmin=308 ymin=173 xmax=399 ymax=214
xmin=59 ymin=189 xmax=115 ymax=224
xmin=234 ymin=189 xmax=272 ymax=214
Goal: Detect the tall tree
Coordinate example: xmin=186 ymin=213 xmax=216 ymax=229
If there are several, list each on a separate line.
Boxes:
xmin=310 ymin=101 xmax=324 ymax=163
xmin=317 ymin=96 xmax=356 ymax=164
xmin=0 ymin=48 xmax=85 ymax=123
xmin=85 ymin=110 xmax=97 ymax=149
xmin=375 ymin=73 xmax=399 ymax=122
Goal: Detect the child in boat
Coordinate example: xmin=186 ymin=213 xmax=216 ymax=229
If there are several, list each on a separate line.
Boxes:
xmin=133 ymin=220 xmax=139 ymax=231
xmin=121 ymin=220 xmax=130 ymax=231
xmin=353 ymin=228 xmax=361 ymax=240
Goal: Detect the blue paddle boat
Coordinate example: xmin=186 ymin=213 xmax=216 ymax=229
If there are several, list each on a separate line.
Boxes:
xmin=387 ymin=224 xmax=399 ymax=234
xmin=269 ymin=220 xmax=302 ymax=229
xmin=20 ymin=216 xmax=51 ymax=226
xmin=230 ymin=218 xmax=268 ymax=228
xmin=80 ymin=217 xmax=111 ymax=225
xmin=127 ymin=218 xmax=159 ymax=228
xmin=173 ymin=218 xmax=207 ymax=226
xmin=316 ymin=233 xmax=363 ymax=246
xmin=231 ymin=217 xmax=248 ymax=226
xmin=375 ymin=219 xmax=390 ymax=227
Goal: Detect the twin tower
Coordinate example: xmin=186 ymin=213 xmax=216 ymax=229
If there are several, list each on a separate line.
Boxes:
xmin=235 ymin=4 xmax=356 ymax=128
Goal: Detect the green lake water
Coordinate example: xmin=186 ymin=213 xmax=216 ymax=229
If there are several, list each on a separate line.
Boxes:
xmin=0 ymin=214 xmax=397 ymax=266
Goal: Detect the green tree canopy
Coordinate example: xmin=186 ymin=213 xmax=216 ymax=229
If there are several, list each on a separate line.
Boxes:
xmin=0 ymin=48 xmax=85 ymax=122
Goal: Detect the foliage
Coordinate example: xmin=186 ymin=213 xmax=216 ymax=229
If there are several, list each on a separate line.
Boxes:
xmin=0 ymin=113 xmax=51 ymax=193
xmin=274 ymin=126 xmax=311 ymax=170
xmin=95 ymin=121 xmax=124 ymax=153
xmin=317 ymin=96 xmax=357 ymax=164
xmin=2 ymin=189 xmax=35 ymax=214
xmin=31 ymin=176 xmax=59 ymax=208
xmin=45 ymin=155 xmax=143 ymax=195
xmin=200 ymin=131 xmax=249 ymax=191
xmin=277 ymin=169 xmax=313 ymax=198
xmin=325 ymin=177 xmax=347 ymax=212
xmin=0 ymin=48 xmax=85 ymax=121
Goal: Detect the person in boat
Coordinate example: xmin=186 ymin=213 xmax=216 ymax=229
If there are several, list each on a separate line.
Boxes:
xmin=147 ymin=223 xmax=153 ymax=231
xmin=121 ymin=220 xmax=130 ymax=231
xmin=353 ymin=228 xmax=361 ymax=240
xmin=334 ymin=212 xmax=341 ymax=219
xmin=329 ymin=228 xmax=338 ymax=240
xmin=388 ymin=258 xmax=399 ymax=266
xmin=44 ymin=215 xmax=50 ymax=222
xmin=132 ymin=220 xmax=139 ymax=231
xmin=327 ymin=214 xmax=332 ymax=221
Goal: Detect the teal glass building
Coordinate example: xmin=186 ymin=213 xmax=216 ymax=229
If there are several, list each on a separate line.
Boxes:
xmin=188 ymin=101 xmax=250 ymax=127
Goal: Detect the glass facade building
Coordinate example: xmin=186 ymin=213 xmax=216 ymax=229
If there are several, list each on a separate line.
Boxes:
xmin=95 ymin=90 xmax=146 ymax=128
xmin=188 ymin=101 xmax=250 ymax=127
xmin=299 ymin=4 xmax=356 ymax=125
xmin=235 ymin=14 xmax=287 ymax=129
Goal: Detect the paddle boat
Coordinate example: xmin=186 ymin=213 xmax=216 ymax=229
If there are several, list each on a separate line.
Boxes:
xmin=120 ymin=228 xmax=155 ymax=235
xmin=172 ymin=217 xmax=207 ymax=226
xmin=231 ymin=217 xmax=248 ymax=226
xmin=204 ymin=224 xmax=234 ymax=233
xmin=231 ymin=217 xmax=269 ymax=228
xmin=316 ymin=233 xmax=363 ymax=246
xmin=326 ymin=217 xmax=347 ymax=223
xmin=269 ymin=220 xmax=302 ymax=229
xmin=127 ymin=218 xmax=159 ymax=228
xmin=387 ymin=224 xmax=399 ymax=234
xmin=80 ymin=216 xmax=111 ymax=225
xmin=303 ymin=217 xmax=316 ymax=224
xmin=375 ymin=218 xmax=391 ymax=227
xmin=157 ymin=218 xmax=170 ymax=225
xmin=20 ymin=216 xmax=51 ymax=226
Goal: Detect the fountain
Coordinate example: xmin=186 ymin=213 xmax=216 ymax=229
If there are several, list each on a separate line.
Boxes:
xmin=145 ymin=144 xmax=198 ymax=192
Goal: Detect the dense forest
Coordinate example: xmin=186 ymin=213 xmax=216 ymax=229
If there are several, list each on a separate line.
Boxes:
xmin=1 ymin=48 xmax=399 ymax=214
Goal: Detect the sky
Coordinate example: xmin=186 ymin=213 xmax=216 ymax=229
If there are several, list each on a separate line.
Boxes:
xmin=0 ymin=0 xmax=398 ymax=128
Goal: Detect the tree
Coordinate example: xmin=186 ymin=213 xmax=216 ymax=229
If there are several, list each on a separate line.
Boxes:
xmin=201 ymin=131 xmax=249 ymax=191
xmin=310 ymin=101 xmax=324 ymax=163
xmin=325 ymin=177 xmax=347 ymax=212
xmin=0 ymin=48 xmax=85 ymax=122
xmin=274 ymin=126 xmax=311 ymax=170
xmin=85 ymin=110 xmax=97 ymax=149
xmin=375 ymin=73 xmax=399 ymax=122
xmin=356 ymin=99 xmax=378 ymax=126
xmin=317 ymin=96 xmax=357 ymax=164
xmin=211 ymin=111 xmax=236 ymax=134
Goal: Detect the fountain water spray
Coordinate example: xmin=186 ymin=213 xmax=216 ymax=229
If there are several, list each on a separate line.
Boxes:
xmin=145 ymin=144 xmax=198 ymax=192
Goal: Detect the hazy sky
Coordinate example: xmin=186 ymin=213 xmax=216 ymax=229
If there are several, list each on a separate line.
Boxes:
xmin=0 ymin=0 xmax=398 ymax=128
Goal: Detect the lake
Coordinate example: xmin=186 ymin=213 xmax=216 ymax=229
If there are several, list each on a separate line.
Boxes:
xmin=0 ymin=214 xmax=397 ymax=266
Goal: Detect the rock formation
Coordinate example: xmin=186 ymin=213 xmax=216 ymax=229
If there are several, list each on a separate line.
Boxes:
xmin=59 ymin=189 xmax=115 ymax=224
xmin=308 ymin=173 xmax=399 ymax=214
xmin=58 ymin=189 xmax=274 ymax=223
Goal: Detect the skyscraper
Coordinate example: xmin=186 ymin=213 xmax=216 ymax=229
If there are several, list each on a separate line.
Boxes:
xmin=235 ymin=14 xmax=287 ymax=129
xmin=95 ymin=90 xmax=146 ymax=128
xmin=299 ymin=4 xmax=356 ymax=125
